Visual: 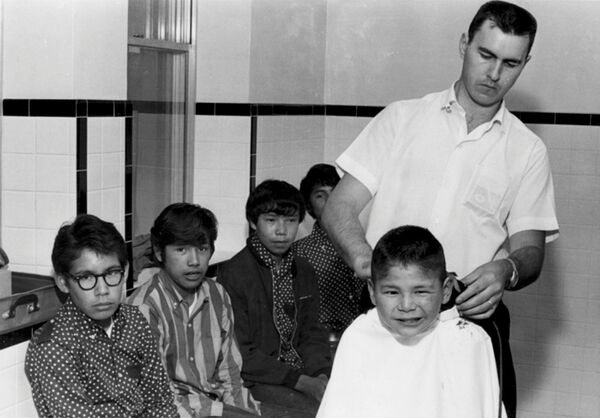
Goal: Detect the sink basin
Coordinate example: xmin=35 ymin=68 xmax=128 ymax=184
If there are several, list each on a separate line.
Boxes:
xmin=0 ymin=272 xmax=66 ymax=335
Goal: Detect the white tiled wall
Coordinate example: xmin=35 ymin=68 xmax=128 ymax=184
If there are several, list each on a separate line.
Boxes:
xmin=1 ymin=117 xmax=77 ymax=275
xmin=193 ymin=115 xmax=251 ymax=254
xmin=0 ymin=342 xmax=36 ymax=418
xmin=86 ymin=117 xmax=126 ymax=236
xmin=256 ymin=116 xmax=325 ymax=186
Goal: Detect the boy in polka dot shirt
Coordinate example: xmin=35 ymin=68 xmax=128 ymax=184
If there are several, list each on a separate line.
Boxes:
xmin=218 ymin=180 xmax=332 ymax=418
xmin=25 ymin=214 xmax=177 ymax=418
xmin=292 ymin=164 xmax=365 ymax=343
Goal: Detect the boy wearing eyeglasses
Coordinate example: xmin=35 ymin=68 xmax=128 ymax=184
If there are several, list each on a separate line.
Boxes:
xmin=25 ymin=214 xmax=177 ymax=418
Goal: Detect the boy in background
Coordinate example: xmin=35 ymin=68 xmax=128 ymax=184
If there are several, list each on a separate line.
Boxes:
xmin=219 ymin=180 xmax=331 ymax=418
xmin=25 ymin=214 xmax=177 ymax=418
xmin=128 ymin=203 xmax=260 ymax=417
xmin=292 ymin=164 xmax=364 ymax=339
xmin=317 ymin=225 xmax=505 ymax=418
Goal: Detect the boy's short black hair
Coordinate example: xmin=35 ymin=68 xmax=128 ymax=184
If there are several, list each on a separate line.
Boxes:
xmin=299 ymin=163 xmax=340 ymax=218
xmin=371 ymin=225 xmax=446 ymax=283
xmin=246 ymin=179 xmax=305 ymax=225
xmin=51 ymin=214 xmax=127 ymax=276
xmin=151 ymin=203 xmax=218 ymax=260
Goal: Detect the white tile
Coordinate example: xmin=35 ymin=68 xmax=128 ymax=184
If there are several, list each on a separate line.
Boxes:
xmin=1 ymin=191 xmax=35 ymax=229
xmin=2 ymin=118 xmax=35 ymax=154
xmin=100 ymin=188 xmax=124 ymax=224
xmin=87 ymin=153 xmax=102 ymax=191
xmin=219 ymin=142 xmax=249 ymax=169
xmin=15 ymin=365 xmax=31 ymax=403
xmin=0 ymin=344 xmax=18 ymax=369
xmin=101 ymin=152 xmax=124 ymax=189
xmin=87 ymin=118 xmax=103 ymax=154
xmin=35 ymin=193 xmax=75 ymax=230
xmin=193 ymin=169 xmax=222 ymax=198
xmin=86 ymin=190 xmax=102 ymax=216
xmin=2 ymin=0 xmax=74 ymax=98
xmin=102 ymin=118 xmax=124 ymax=153
xmin=218 ymin=170 xmax=249 ymax=198
xmin=14 ymin=399 xmax=37 ymax=418
xmin=35 ymin=155 xmax=71 ymax=193
xmin=2 ymin=154 xmax=36 ymax=191
xmin=0 ymin=366 xmax=18 ymax=411
xmin=35 ymin=118 xmax=75 ymax=155
xmin=73 ymin=0 xmax=127 ymax=99
xmin=1 ymin=227 xmax=36 ymax=266
xmin=35 ymin=229 xmax=56 ymax=267
xmin=194 ymin=142 xmax=221 ymax=170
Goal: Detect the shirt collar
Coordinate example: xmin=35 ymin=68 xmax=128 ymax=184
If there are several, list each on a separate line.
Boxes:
xmin=61 ymin=297 xmax=125 ymax=339
xmin=442 ymin=82 xmax=507 ymax=128
xmin=157 ymin=269 xmax=209 ymax=310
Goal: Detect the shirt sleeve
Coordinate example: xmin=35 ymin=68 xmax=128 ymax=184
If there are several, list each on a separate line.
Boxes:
xmin=336 ymin=102 xmax=404 ymax=195
xmin=25 ymin=341 xmax=101 ymax=418
xmin=506 ymin=139 xmax=559 ymax=242
xmin=136 ymin=313 xmax=179 ymax=418
xmin=218 ymin=290 xmax=262 ymax=414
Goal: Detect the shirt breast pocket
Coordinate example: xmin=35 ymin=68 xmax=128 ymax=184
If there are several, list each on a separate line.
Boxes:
xmin=462 ymin=164 xmax=509 ymax=218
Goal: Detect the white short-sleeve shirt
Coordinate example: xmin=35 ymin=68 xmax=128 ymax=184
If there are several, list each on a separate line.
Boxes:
xmin=336 ymin=86 xmax=559 ymax=277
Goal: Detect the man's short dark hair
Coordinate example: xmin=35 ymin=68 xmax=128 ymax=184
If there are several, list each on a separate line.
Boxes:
xmin=468 ymin=1 xmax=537 ymax=52
xmin=51 ymin=214 xmax=127 ymax=276
xmin=150 ymin=203 xmax=218 ymax=260
xmin=371 ymin=225 xmax=446 ymax=283
xmin=300 ymin=164 xmax=340 ymax=218
xmin=246 ymin=179 xmax=305 ymax=225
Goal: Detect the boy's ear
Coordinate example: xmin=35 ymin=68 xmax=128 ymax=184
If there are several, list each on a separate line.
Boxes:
xmin=123 ymin=262 xmax=130 ymax=282
xmin=55 ymin=274 xmax=71 ymax=294
xmin=441 ymin=275 xmax=454 ymax=305
xmin=367 ymin=279 xmax=376 ymax=306
xmin=152 ymin=245 xmax=163 ymax=263
xmin=249 ymin=221 xmax=257 ymax=231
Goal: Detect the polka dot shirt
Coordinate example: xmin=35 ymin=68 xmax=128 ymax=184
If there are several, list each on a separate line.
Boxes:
xmin=25 ymin=297 xmax=177 ymax=417
xmin=292 ymin=222 xmax=365 ymax=332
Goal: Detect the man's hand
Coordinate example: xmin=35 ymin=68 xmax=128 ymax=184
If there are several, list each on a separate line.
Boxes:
xmin=294 ymin=374 xmax=328 ymax=401
xmin=455 ymin=259 xmax=512 ymax=320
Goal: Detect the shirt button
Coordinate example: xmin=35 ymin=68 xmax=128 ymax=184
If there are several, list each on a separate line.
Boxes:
xmin=474 ymin=194 xmax=485 ymax=203
xmin=188 ymin=323 xmax=192 ymax=327
xmin=190 ymin=356 xmax=194 ymax=362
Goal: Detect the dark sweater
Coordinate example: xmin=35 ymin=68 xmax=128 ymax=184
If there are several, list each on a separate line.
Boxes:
xmin=218 ymin=243 xmax=331 ymax=388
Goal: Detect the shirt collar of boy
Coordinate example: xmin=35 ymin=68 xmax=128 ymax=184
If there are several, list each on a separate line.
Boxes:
xmin=58 ymin=297 xmax=125 ymax=342
xmin=156 ymin=269 xmax=210 ymax=311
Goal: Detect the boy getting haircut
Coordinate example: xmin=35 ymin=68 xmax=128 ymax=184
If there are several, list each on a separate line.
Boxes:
xmin=128 ymin=203 xmax=260 ymax=417
xmin=25 ymin=214 xmax=177 ymax=418
xmin=219 ymin=180 xmax=331 ymax=418
xmin=293 ymin=163 xmax=364 ymax=336
xmin=317 ymin=225 xmax=506 ymax=418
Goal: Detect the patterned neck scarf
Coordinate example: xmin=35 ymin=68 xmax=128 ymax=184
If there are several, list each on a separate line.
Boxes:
xmin=249 ymin=234 xmax=304 ymax=369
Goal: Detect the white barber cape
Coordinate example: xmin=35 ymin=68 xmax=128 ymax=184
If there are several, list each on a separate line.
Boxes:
xmin=317 ymin=308 xmax=506 ymax=418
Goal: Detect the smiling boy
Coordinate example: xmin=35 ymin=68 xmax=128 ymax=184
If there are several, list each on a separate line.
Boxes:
xmin=25 ymin=214 xmax=177 ymax=418
xmin=317 ymin=225 xmax=506 ymax=418
xmin=128 ymin=203 xmax=260 ymax=417
xmin=219 ymin=180 xmax=331 ymax=418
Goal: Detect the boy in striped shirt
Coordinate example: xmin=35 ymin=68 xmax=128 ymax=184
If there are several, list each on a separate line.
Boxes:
xmin=128 ymin=203 xmax=260 ymax=417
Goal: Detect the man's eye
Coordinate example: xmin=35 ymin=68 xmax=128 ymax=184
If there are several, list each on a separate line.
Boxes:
xmin=175 ymin=247 xmax=186 ymax=253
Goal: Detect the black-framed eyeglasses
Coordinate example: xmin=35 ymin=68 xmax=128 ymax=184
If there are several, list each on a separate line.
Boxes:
xmin=68 ymin=269 xmax=124 ymax=291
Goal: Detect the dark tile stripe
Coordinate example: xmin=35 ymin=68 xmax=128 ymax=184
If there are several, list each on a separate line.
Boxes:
xmin=76 ymin=118 xmax=87 ymax=171
xmin=3 ymin=99 xmax=29 ymax=116
xmin=250 ymin=116 xmax=257 ymax=192
xmin=30 ymin=100 xmax=76 ymax=117
xmin=76 ymin=171 xmax=87 ymax=214
xmin=555 ymin=113 xmax=591 ymax=126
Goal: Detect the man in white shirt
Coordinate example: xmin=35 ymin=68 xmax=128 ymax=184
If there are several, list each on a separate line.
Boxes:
xmin=321 ymin=2 xmax=558 ymax=417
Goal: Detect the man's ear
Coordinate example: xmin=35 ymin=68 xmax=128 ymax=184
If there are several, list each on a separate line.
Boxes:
xmin=441 ymin=275 xmax=454 ymax=305
xmin=55 ymin=274 xmax=70 ymax=294
xmin=459 ymin=33 xmax=468 ymax=59
xmin=367 ymin=279 xmax=376 ymax=306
